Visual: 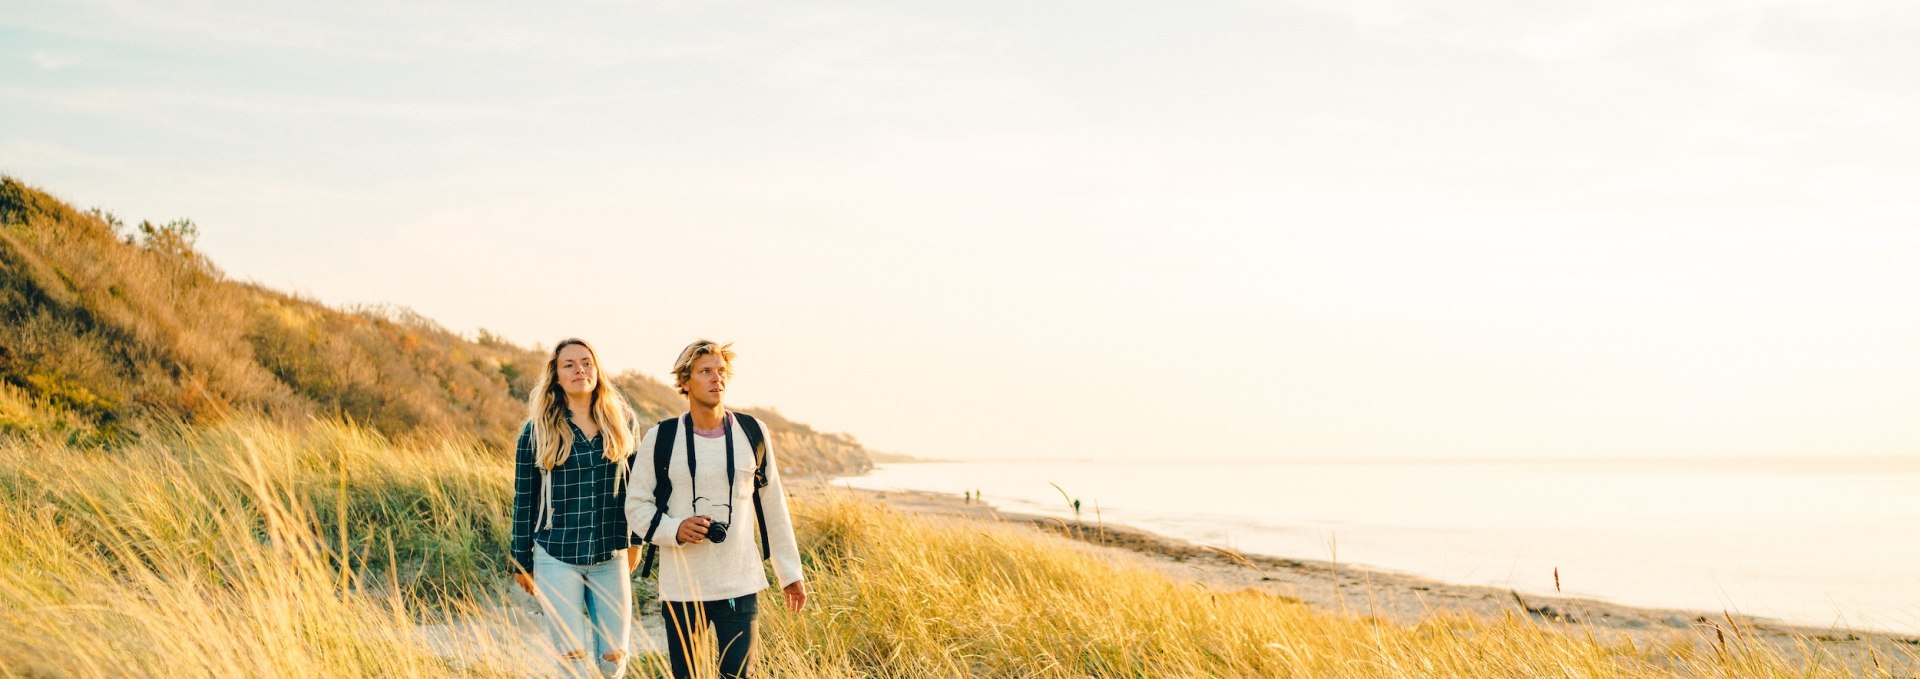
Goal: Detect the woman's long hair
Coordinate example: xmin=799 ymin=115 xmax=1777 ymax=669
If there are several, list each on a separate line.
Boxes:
xmin=528 ymin=338 xmax=636 ymax=485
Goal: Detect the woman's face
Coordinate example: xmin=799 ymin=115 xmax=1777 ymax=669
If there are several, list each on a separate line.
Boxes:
xmin=555 ymin=343 xmax=598 ymax=397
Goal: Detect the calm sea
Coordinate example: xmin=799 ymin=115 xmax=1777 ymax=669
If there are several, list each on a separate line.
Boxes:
xmin=838 ymin=457 xmax=1920 ymax=635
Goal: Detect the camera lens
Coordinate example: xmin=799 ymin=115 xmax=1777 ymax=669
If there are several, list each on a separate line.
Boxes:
xmin=707 ymin=520 xmax=730 ymax=544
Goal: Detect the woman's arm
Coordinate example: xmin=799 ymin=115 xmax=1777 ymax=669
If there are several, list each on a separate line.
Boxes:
xmin=508 ymin=422 xmax=539 ymax=575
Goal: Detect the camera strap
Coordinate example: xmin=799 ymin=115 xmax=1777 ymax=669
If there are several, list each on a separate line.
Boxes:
xmin=683 ymin=412 xmax=737 ymax=525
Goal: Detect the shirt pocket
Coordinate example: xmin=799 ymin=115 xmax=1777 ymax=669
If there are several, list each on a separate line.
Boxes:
xmin=732 ymin=450 xmax=756 ymax=497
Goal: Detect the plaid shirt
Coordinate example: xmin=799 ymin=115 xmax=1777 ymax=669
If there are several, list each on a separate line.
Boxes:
xmin=509 ymin=419 xmax=634 ymax=572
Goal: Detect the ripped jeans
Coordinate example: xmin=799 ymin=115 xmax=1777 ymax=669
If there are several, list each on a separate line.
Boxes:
xmin=531 ymin=544 xmax=631 ymax=678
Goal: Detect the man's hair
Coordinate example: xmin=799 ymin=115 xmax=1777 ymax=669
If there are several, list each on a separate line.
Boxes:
xmin=671 ymin=339 xmax=736 ymax=396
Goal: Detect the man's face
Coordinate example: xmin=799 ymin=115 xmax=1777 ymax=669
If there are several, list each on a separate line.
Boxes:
xmin=685 ymin=353 xmax=729 ymax=409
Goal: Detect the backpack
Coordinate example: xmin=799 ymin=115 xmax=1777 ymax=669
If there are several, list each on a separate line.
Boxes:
xmin=637 ymin=412 xmax=772 ymax=578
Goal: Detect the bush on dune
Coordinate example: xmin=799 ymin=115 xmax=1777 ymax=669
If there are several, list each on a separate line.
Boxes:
xmin=0 ymin=177 xmax=875 ymax=475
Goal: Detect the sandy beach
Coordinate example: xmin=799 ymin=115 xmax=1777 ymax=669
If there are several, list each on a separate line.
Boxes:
xmin=808 ymin=481 xmax=1920 ymax=675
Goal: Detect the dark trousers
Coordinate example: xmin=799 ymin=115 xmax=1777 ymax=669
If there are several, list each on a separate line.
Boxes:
xmin=662 ymin=593 xmax=758 ymax=679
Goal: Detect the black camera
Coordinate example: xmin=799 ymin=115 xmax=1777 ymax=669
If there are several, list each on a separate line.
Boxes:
xmin=705 ymin=519 xmax=730 ymax=544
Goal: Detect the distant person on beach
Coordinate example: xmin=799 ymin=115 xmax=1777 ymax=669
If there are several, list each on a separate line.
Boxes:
xmin=507 ymin=338 xmax=640 ymax=678
xmin=627 ymin=339 xmax=806 ymax=679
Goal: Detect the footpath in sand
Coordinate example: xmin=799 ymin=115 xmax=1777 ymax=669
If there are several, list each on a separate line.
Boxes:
xmin=816 ymin=482 xmax=1920 ymax=676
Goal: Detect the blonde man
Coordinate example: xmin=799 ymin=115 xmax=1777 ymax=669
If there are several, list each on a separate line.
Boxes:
xmin=626 ymin=339 xmax=805 ymax=679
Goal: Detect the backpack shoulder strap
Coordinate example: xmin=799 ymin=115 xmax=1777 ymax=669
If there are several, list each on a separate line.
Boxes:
xmin=638 ymin=416 xmax=680 ymax=578
xmin=734 ymin=412 xmax=771 ymax=560
xmin=735 ymin=413 xmax=768 ymax=487
xmin=653 ymin=416 xmax=678 ymax=487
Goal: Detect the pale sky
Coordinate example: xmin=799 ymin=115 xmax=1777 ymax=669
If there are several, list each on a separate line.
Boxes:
xmin=5 ymin=1 xmax=1918 ymax=461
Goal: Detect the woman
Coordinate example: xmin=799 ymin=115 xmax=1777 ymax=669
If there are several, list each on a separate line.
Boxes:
xmin=509 ymin=338 xmax=641 ymax=678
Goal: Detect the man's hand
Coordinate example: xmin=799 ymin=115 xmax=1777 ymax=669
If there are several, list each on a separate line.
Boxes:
xmin=782 ymin=580 xmax=807 ymax=612
xmin=513 ymin=572 xmax=535 ymax=596
xmin=676 ymin=516 xmax=712 ymax=544
xmin=626 ymin=546 xmax=642 ymax=573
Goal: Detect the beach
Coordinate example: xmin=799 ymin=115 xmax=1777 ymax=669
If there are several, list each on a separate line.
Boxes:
xmin=813 ymin=481 xmax=1920 ymax=675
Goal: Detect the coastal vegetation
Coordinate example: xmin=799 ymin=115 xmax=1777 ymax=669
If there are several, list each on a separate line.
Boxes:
xmin=2 ymin=178 xmax=1910 ymax=676
xmin=0 ymin=177 xmax=870 ymax=476
xmin=3 ymin=417 xmax=1906 ymax=677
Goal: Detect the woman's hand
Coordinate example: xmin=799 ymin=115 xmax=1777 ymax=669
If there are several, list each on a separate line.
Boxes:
xmin=513 ymin=572 xmax=535 ymax=596
xmin=783 ymin=580 xmax=807 ymax=612
xmin=627 ymin=546 xmax=642 ymax=573
xmin=676 ymin=516 xmax=711 ymax=544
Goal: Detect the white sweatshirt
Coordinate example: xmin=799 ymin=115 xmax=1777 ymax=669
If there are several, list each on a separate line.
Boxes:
xmin=625 ymin=412 xmax=804 ymax=602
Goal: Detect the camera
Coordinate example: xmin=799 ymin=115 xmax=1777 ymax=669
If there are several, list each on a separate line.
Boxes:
xmin=705 ymin=519 xmax=730 ymax=544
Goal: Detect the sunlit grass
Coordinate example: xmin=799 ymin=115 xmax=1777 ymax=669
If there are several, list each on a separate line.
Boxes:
xmin=0 ymin=419 xmax=535 ymax=677
xmin=1 ymin=418 xmax=1908 ymax=678
xmin=764 ymin=491 xmax=1915 ymax=678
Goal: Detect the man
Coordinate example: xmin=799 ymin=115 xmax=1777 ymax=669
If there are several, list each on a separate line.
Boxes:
xmin=626 ymin=339 xmax=806 ymax=679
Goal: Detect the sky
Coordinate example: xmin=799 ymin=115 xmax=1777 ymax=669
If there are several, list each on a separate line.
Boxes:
xmin=4 ymin=0 xmax=1918 ymax=462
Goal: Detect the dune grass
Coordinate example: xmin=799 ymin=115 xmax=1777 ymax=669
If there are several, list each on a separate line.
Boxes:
xmin=1 ymin=418 xmax=1908 ymax=678
xmin=765 ymin=493 xmax=1914 ymax=678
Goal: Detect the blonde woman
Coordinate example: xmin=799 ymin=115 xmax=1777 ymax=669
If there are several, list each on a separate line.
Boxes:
xmin=508 ymin=338 xmax=640 ymax=678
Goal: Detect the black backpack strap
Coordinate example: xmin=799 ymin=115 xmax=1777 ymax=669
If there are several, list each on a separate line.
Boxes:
xmin=735 ymin=413 xmax=771 ymax=560
xmin=638 ymin=416 xmax=680 ymax=578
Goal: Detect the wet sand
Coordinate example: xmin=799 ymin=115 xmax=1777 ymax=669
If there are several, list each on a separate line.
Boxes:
xmin=816 ymin=482 xmax=1920 ymax=675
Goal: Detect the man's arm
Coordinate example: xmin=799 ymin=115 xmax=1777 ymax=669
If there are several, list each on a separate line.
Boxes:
xmin=624 ymin=425 xmax=691 ymax=548
xmin=757 ymin=435 xmax=806 ymax=610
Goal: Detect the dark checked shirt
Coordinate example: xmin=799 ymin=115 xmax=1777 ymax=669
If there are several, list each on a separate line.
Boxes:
xmin=509 ymin=420 xmax=634 ymax=572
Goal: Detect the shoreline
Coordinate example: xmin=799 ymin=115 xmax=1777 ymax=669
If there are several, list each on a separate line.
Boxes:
xmin=805 ymin=481 xmax=1919 ymax=673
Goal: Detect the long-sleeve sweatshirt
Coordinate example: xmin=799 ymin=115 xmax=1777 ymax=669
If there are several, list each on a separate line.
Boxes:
xmin=625 ymin=412 xmax=804 ymax=603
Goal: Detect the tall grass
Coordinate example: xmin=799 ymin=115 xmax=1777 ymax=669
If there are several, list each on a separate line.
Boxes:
xmin=766 ymin=494 xmax=1911 ymax=678
xmin=1 ymin=419 xmax=1908 ymax=678
xmin=0 ymin=419 xmax=537 ymax=677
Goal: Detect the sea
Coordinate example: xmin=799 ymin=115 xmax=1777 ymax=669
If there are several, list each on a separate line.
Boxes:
xmin=837 ymin=457 xmax=1920 ymax=635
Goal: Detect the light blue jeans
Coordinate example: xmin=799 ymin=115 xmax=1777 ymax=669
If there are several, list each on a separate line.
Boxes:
xmin=531 ymin=544 xmax=632 ymax=678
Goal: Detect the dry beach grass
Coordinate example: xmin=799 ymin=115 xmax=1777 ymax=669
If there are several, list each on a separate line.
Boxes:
xmin=4 ymin=418 xmax=1914 ymax=678
xmin=843 ymin=485 xmax=1920 ymax=677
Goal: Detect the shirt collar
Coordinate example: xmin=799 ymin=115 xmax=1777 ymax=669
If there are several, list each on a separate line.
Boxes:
xmin=564 ymin=418 xmax=601 ymax=442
